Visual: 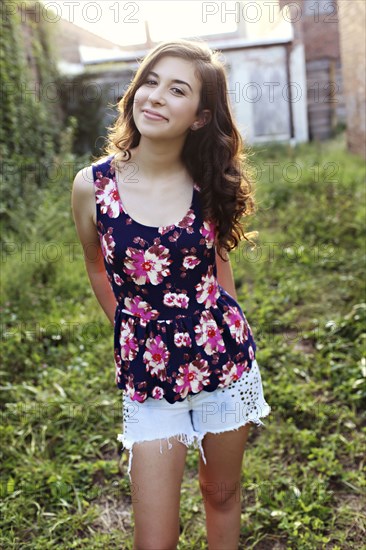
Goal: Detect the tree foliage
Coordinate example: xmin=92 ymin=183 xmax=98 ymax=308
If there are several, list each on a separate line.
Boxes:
xmin=0 ymin=0 xmax=65 ymax=238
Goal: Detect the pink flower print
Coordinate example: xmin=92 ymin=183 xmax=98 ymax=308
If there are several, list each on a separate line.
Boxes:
xmin=158 ymin=224 xmax=175 ymax=235
xmin=100 ymin=229 xmax=116 ymax=264
xmin=223 ymin=305 xmax=248 ymax=344
xmin=113 ymin=273 xmax=123 ymax=286
xmin=114 ymin=353 xmax=122 ymax=384
xmin=217 ymin=360 xmax=250 ymax=387
xmin=168 ymin=230 xmax=183 ymax=243
xmin=152 ymin=386 xmax=165 ymax=399
xmin=131 ymin=391 xmax=147 ymax=403
xmin=173 ymin=358 xmax=211 ymax=398
xmin=183 ymin=255 xmax=201 ymax=269
xmin=174 ymin=331 xmax=192 ymax=348
xmin=163 ymin=292 xmax=189 ymax=309
xmin=195 ymin=267 xmax=221 ymax=308
xmin=248 ymin=345 xmax=255 ymax=360
xmin=200 ymin=219 xmax=216 ymax=248
xmin=95 ymin=173 xmax=123 ymax=218
xmin=123 ymin=244 xmax=172 ymax=285
xmin=124 ymin=375 xmax=148 ymax=403
xmin=119 ymin=318 xmax=139 ymax=361
xmin=163 ymin=292 xmax=176 ymax=307
xmin=123 ymin=296 xmax=160 ymax=322
xmin=175 ymin=293 xmax=189 ymax=309
xmin=237 ymin=361 xmax=251 ymax=375
xmin=177 ymin=209 xmax=195 ymax=229
xmin=143 ymin=335 xmax=170 ymax=380
xmin=194 ymin=310 xmax=226 ymax=355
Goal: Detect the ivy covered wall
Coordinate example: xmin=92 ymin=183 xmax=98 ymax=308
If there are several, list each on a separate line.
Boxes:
xmin=0 ymin=0 xmax=65 ymax=235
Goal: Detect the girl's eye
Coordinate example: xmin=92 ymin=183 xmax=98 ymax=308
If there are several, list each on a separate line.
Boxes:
xmin=142 ymin=80 xmax=185 ymax=96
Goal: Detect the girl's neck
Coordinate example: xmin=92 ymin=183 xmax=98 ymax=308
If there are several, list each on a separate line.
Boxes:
xmin=130 ymin=136 xmax=187 ymax=181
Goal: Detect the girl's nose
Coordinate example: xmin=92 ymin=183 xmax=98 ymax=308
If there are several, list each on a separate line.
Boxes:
xmin=147 ymin=86 xmax=166 ymax=104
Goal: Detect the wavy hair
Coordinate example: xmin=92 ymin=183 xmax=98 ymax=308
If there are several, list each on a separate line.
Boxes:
xmin=93 ymin=39 xmax=258 ymax=261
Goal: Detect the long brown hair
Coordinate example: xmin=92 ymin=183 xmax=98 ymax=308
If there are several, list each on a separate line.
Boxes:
xmin=93 ymin=39 xmax=258 ymax=261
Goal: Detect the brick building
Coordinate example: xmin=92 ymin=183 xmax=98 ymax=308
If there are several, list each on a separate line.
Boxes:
xmin=338 ymin=0 xmax=366 ymax=159
xmin=279 ymin=0 xmax=346 ymax=140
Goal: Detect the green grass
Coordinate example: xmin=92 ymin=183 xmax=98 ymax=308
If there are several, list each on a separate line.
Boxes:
xmin=1 ymin=134 xmax=365 ymax=549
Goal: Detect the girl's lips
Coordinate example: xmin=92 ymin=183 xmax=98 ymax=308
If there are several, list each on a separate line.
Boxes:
xmin=142 ymin=110 xmax=168 ymax=121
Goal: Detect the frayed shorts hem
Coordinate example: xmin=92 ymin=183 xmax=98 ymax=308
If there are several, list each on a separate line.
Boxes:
xmin=117 ymin=430 xmax=206 ymax=483
xmin=117 ymin=404 xmax=271 ymax=483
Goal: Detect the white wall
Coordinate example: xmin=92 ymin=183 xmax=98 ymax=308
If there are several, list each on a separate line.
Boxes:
xmin=289 ymin=42 xmax=309 ymax=143
xmin=224 ymin=43 xmax=308 ymax=144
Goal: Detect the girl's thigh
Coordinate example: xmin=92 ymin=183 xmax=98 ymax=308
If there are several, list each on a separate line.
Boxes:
xmin=198 ymin=423 xmax=251 ymax=507
xmin=128 ymin=438 xmax=188 ymax=548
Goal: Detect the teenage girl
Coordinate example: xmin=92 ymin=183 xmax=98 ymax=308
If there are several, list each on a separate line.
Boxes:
xmin=72 ymin=39 xmax=271 ymax=550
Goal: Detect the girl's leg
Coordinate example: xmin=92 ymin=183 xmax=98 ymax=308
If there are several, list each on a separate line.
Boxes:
xmin=198 ymin=423 xmax=252 ymax=550
xmin=128 ymin=437 xmax=188 ymax=550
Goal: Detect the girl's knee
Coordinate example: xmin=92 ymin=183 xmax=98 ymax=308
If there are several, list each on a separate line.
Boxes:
xmin=199 ymin=479 xmax=242 ymax=511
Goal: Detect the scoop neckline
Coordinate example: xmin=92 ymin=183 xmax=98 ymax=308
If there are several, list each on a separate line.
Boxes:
xmin=111 ymin=157 xmax=196 ymax=230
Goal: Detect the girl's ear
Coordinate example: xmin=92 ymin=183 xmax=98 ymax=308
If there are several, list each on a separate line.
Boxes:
xmin=191 ymin=109 xmax=212 ymax=130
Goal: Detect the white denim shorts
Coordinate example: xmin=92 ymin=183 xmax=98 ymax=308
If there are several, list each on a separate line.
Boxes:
xmin=117 ymin=359 xmax=271 ymax=482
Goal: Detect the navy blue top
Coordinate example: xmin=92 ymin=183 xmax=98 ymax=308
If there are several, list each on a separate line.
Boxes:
xmin=92 ymin=154 xmax=257 ymax=404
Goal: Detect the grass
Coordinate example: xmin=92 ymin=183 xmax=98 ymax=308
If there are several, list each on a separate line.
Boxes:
xmin=1 ymin=134 xmax=365 ymax=549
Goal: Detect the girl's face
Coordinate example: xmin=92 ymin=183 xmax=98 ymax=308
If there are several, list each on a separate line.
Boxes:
xmin=133 ymin=56 xmax=207 ymax=141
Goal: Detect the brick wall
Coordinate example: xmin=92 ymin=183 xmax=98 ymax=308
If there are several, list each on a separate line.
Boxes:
xmin=279 ymin=0 xmax=340 ymax=61
xmin=278 ymin=0 xmax=346 ymax=140
xmin=338 ymin=0 xmax=366 ymax=158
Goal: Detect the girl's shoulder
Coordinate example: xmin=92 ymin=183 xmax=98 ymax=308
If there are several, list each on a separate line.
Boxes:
xmin=72 ymin=165 xmax=95 ymax=220
xmin=71 ymin=164 xmax=97 ymax=228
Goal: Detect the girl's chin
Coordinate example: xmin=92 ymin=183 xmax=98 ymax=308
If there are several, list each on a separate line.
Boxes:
xmin=137 ymin=129 xmax=178 ymax=141
xmin=133 ymin=121 xmax=190 ymax=142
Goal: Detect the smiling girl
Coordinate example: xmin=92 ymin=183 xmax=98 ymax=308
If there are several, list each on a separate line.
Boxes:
xmin=72 ymin=39 xmax=271 ymax=550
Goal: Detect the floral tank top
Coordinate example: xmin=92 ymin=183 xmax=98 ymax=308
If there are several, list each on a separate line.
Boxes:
xmin=92 ymin=154 xmax=257 ymax=404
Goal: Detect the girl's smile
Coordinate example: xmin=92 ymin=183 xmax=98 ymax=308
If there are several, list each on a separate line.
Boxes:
xmin=142 ymin=108 xmax=169 ymax=121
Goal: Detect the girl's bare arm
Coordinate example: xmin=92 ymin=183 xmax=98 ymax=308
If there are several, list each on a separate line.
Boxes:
xmin=71 ymin=166 xmax=118 ymax=327
xmin=215 ymin=246 xmax=238 ymax=301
